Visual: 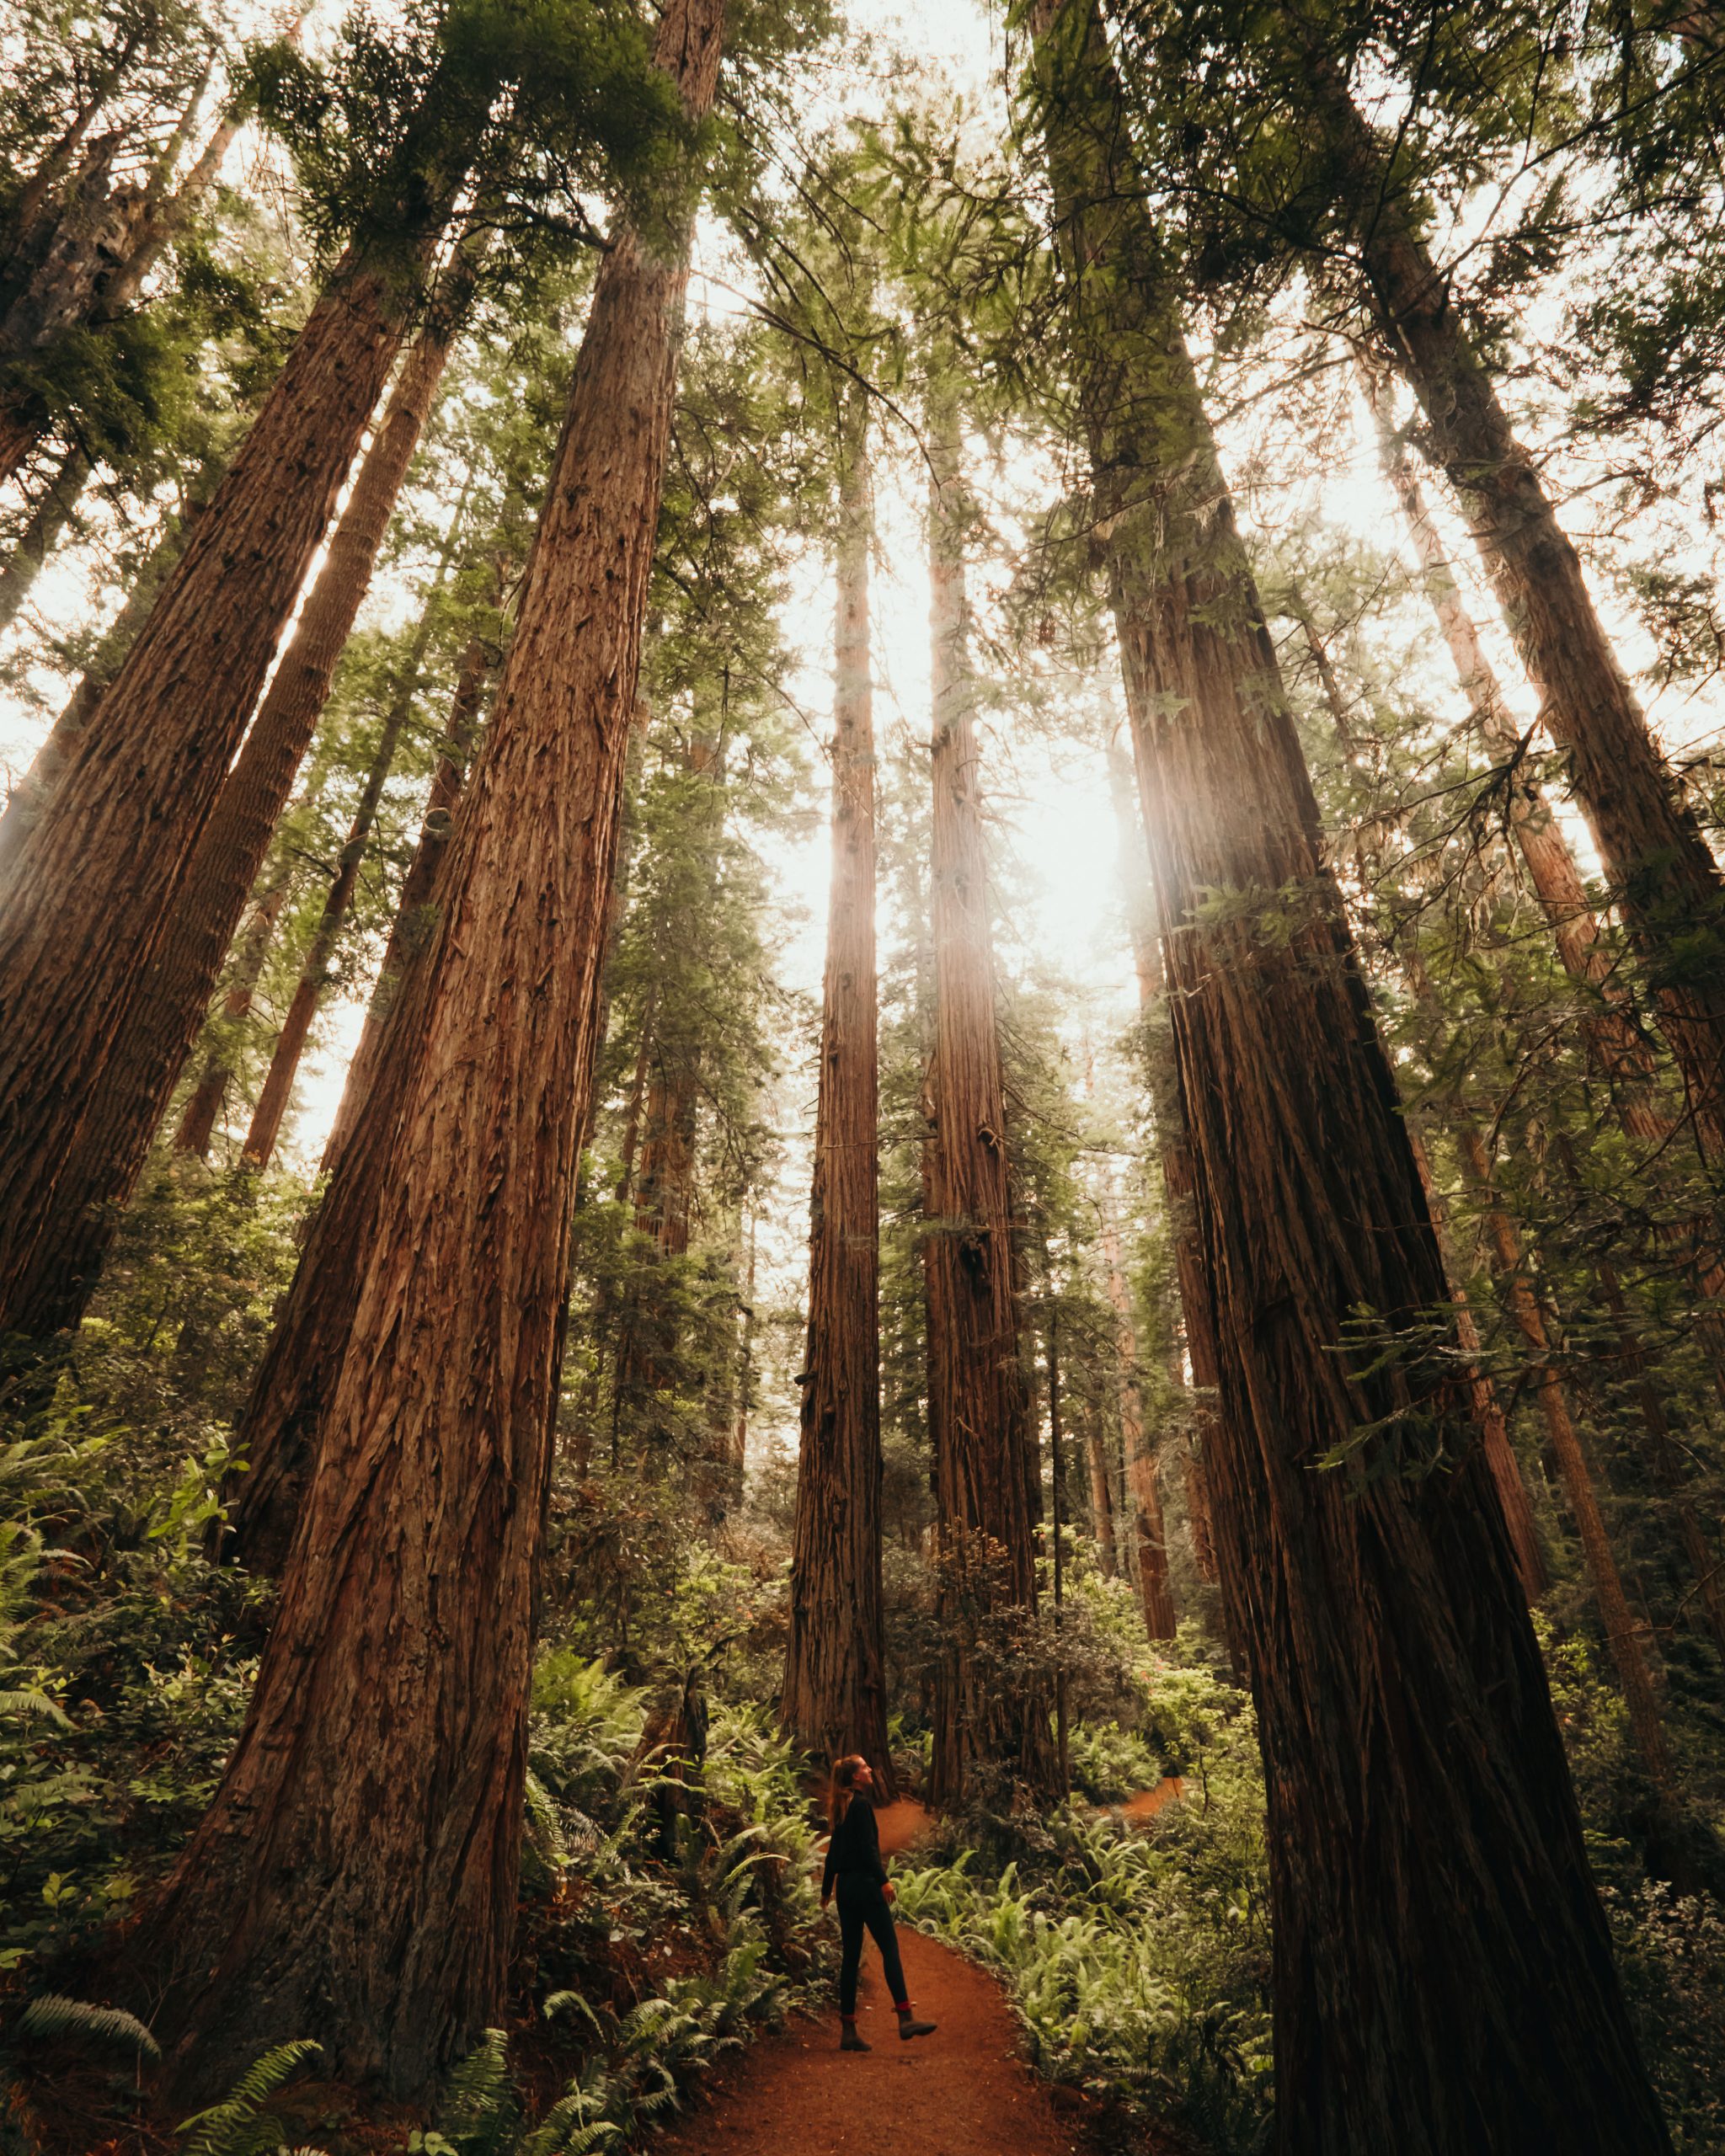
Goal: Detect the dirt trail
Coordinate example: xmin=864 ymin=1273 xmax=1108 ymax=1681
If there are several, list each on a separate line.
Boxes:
xmin=655 ymin=1798 xmax=1087 ymax=2156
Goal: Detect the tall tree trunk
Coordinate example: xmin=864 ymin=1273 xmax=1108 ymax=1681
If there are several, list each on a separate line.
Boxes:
xmin=1036 ymin=6 xmax=1671 ymax=2150
xmin=240 ymin=672 xmax=417 ymax=1170
xmin=784 ymin=386 xmax=894 ymax=1787
xmin=922 ymin=372 xmax=1055 ymax=1808
xmin=1083 ymin=1398 xmax=1119 ymax=1574
xmin=1404 ymin=1128 xmax=1548 ymax=1601
xmin=1101 ymin=1184 xmax=1177 ymax=1637
xmin=0 ymin=198 xmax=458 ymax=1340
xmin=142 ymin=0 xmax=727 ymax=2095
xmin=174 ymin=864 xmax=294 ymax=1158
xmin=0 ymin=278 xmax=470 ymax=1342
xmin=0 ymin=441 xmax=224 ymax=883
xmin=227 ymin=636 xmax=494 ymax=1573
xmin=318 ymin=632 xmax=494 ymax=1177
xmin=1455 ymin=1123 xmax=1674 ymax=1792
xmin=1109 ymin=745 xmax=1222 ymax=1588
xmin=1294 ymin=49 xmax=1725 ymax=1155
xmin=1359 ymin=356 xmax=1725 ymax=1379
xmin=0 ymin=444 xmax=89 ymax=630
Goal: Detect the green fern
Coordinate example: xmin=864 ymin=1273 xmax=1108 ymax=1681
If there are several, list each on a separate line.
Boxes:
xmin=19 ymin=1993 xmax=161 ymax=2058
xmin=175 ymin=2038 xmax=322 ymax=2156
xmin=422 ymin=2029 xmax=519 ymax=2153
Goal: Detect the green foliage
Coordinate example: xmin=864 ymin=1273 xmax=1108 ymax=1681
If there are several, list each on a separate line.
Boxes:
xmin=17 ymin=1992 xmax=160 ymax=2058
xmin=175 ymin=2041 xmax=323 ymax=2156
xmin=897 ymin=1654 xmax=1272 ymax=2153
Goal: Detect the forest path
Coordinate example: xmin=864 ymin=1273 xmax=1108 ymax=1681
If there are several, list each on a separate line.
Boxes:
xmin=654 ymin=1797 xmax=1087 ymax=2156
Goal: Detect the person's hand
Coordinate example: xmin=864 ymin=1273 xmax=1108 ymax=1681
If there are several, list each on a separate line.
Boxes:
xmin=820 ymin=1892 xmax=830 ymax=1913
xmin=882 ymin=1881 xmax=897 ymax=1903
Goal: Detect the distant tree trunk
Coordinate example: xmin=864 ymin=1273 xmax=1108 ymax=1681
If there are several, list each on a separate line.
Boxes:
xmin=1037 ymin=6 xmax=1672 ymax=2150
xmin=174 ymin=865 xmax=294 ymax=1158
xmin=1359 ymin=357 xmax=1725 ymax=1380
xmin=0 ymin=444 xmax=89 ymax=630
xmin=922 ymin=372 xmax=1055 ymax=1808
xmin=142 ymin=0 xmax=726 ymax=2096
xmin=1083 ymin=1399 xmax=1119 ymax=1574
xmin=1404 ymin=1128 xmax=1548 ymax=1602
xmin=240 ymin=673 xmax=417 ymax=1170
xmin=0 ymin=443 xmax=224 ymax=883
xmin=733 ymin=1209 xmax=756 ymax=1495
xmin=784 ymin=386 xmax=894 ymax=1788
xmin=1296 ymin=52 xmax=1725 ymax=1156
xmin=1108 ymin=745 xmax=1221 ymax=1590
xmin=1044 ymin=1294 xmax=1071 ymax=1791
xmin=1101 ymin=1185 xmax=1176 ymax=1637
xmin=318 ymin=632 xmax=495 ymax=1177
xmin=0 ymin=197 xmax=459 ymax=1341
xmin=1455 ymin=1123 xmax=1674 ymax=1793
xmin=227 ymin=636 xmax=494 ymax=1572
xmin=0 ymin=285 xmax=470 ymax=1342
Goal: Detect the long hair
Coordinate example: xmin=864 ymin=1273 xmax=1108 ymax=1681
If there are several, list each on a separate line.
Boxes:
xmin=828 ymin=1753 xmax=868 ymax=1830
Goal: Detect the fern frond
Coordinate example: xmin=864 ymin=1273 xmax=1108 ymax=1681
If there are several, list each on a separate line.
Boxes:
xmin=19 ymin=1994 xmax=161 ymax=2058
xmin=176 ymin=2038 xmax=321 ymax=2156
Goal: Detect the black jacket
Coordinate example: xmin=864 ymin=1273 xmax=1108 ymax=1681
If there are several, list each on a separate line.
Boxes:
xmin=822 ymin=1796 xmax=888 ymax=1896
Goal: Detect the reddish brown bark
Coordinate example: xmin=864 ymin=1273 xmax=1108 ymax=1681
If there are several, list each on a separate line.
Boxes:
xmin=143 ymin=0 xmax=726 ymax=2094
xmin=1109 ymin=745 xmax=1222 ymax=1589
xmin=1039 ymin=5 xmax=1671 ymax=2149
xmin=318 ymin=633 xmax=494 ymax=1177
xmin=174 ymin=867 xmax=293 ymax=1158
xmin=0 ymin=444 xmax=222 ymax=884
xmin=1300 ymin=54 xmax=1725 ymax=1157
xmin=1406 ymin=1128 xmax=1548 ymax=1601
xmin=224 ymin=641 xmax=494 ymax=1574
xmin=0 ymin=220 xmax=449 ymax=1340
xmin=0 ymin=445 xmax=89 ymax=631
xmin=0 ymin=280 xmax=467 ymax=1341
xmin=1359 ymin=362 xmax=1725 ymax=1389
xmin=784 ymin=388 xmax=894 ymax=1786
xmin=1101 ymin=1189 xmax=1176 ymax=1637
xmin=922 ymin=375 xmax=1055 ymax=1807
xmin=1455 ymin=1125 xmax=1674 ymax=1790
xmin=240 ymin=679 xmax=416 ymax=1170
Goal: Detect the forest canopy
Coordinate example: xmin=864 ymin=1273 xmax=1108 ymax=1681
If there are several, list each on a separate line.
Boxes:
xmin=1 ymin=0 xmax=1723 ymax=2152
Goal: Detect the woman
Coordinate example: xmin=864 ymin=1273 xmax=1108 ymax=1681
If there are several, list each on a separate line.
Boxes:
xmin=820 ymin=1753 xmax=937 ymax=2052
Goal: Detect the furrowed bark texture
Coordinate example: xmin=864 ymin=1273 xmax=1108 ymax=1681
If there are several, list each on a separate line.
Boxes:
xmin=1300 ymin=48 xmax=1725 ymax=1156
xmin=241 ymin=663 xmax=418 ymax=1169
xmin=783 ymin=389 xmax=895 ymax=1788
xmin=1101 ymin=1190 xmax=1176 ymax=1637
xmin=0 ymin=296 xmax=463 ymax=1341
xmin=0 ymin=238 xmax=434 ymax=1340
xmin=318 ymin=632 xmax=494 ymax=1177
xmin=1042 ymin=4 xmax=1671 ymax=2148
xmin=174 ymin=869 xmax=291 ymax=1158
xmin=923 ymin=376 xmax=1055 ymax=1808
xmin=227 ymin=641 xmax=493 ymax=1575
xmin=144 ymin=0 xmax=726 ymax=2092
xmin=1109 ymin=744 xmax=1222 ymax=1591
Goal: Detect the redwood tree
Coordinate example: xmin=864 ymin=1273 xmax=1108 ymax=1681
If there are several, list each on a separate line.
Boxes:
xmin=921 ymin=369 xmax=1055 ymax=1807
xmin=142 ymin=0 xmax=729 ymax=2092
xmin=0 ymin=59 xmax=478 ymax=1342
xmin=1279 ymin=38 xmax=1725 ymax=1158
xmin=783 ymin=382 xmax=895 ymax=1787
xmin=1031 ymin=2 xmax=1672 ymax=2147
xmin=0 ymin=281 xmax=473 ymax=1342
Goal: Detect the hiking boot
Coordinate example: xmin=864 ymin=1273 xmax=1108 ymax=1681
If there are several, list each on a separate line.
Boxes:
xmin=897 ymin=2016 xmax=937 ymax=2040
xmin=840 ymin=2024 xmax=870 ymax=2052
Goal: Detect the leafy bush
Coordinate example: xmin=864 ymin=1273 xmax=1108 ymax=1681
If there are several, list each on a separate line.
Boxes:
xmin=897 ymin=1658 xmax=1273 ymax=2155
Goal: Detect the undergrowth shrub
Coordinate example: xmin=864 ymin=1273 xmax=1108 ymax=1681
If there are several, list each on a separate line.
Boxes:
xmin=896 ymin=1654 xmax=1273 ymax=2156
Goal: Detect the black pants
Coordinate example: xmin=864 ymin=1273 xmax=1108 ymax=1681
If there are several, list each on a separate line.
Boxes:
xmin=836 ymin=1873 xmax=907 ymax=2017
